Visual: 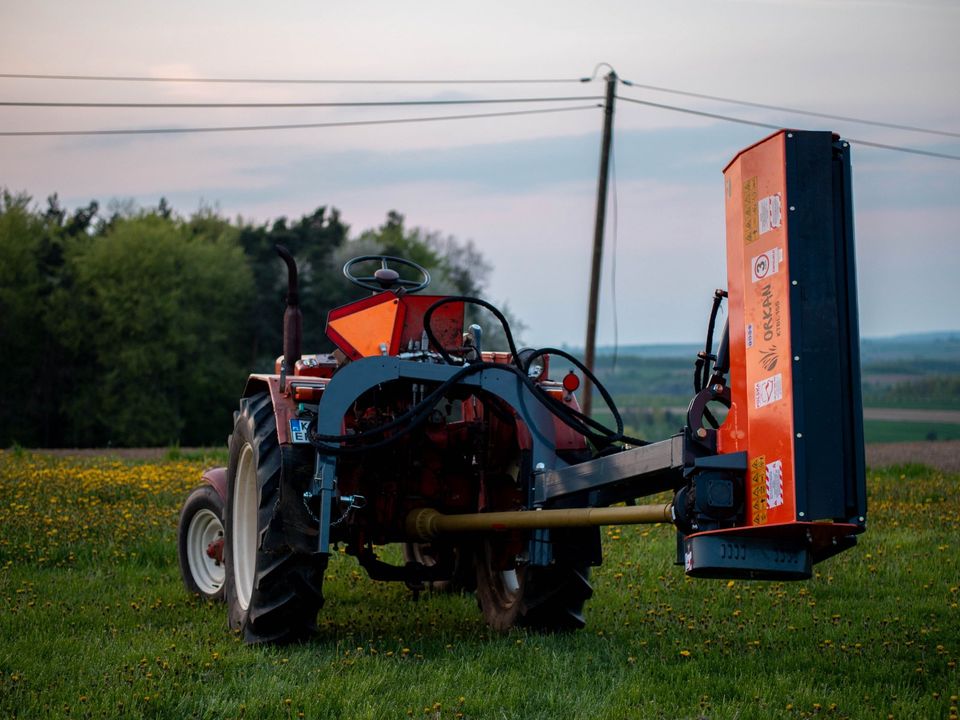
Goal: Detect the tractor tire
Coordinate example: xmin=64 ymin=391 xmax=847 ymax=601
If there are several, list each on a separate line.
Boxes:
xmin=475 ymin=535 xmax=593 ymax=632
xmin=224 ymin=392 xmax=325 ymax=644
xmin=177 ymin=484 xmax=226 ymax=601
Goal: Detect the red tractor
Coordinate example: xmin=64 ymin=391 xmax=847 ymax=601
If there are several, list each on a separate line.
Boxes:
xmin=178 ymin=130 xmax=867 ymax=643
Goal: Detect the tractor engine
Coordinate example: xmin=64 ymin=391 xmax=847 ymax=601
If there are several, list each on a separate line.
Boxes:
xmin=334 ymin=386 xmax=494 ymax=545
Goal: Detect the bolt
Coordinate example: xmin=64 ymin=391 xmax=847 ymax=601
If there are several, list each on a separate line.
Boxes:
xmin=712 ymin=383 xmax=725 ymax=393
xmin=789 ymin=205 xmax=796 ymax=211
xmin=792 ymin=280 xmax=798 ymax=286
xmin=696 ymin=428 xmax=708 ymax=439
xmin=787 ymin=133 xmax=793 ymax=138
xmin=799 ymin=512 xmax=805 ymax=518
xmin=534 ymin=462 xmax=546 ymax=472
xmin=794 ymin=355 xmax=800 ymax=361
xmin=796 ymin=432 xmax=803 ymax=439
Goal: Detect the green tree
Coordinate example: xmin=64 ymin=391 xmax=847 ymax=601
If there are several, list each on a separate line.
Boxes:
xmin=0 ymin=192 xmax=48 ymax=446
xmin=58 ymin=211 xmax=254 ymax=446
xmin=0 ymin=191 xmax=99 ymax=447
xmin=0 ymin=195 xmax=521 ymax=448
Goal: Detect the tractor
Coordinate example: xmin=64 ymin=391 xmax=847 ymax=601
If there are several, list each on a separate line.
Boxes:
xmin=177 ymin=130 xmax=867 ymax=643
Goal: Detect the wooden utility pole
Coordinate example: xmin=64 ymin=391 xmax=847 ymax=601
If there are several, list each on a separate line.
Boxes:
xmin=582 ymin=70 xmax=617 ymax=417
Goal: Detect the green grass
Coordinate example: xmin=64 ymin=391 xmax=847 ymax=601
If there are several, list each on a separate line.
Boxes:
xmin=164 ymin=445 xmax=230 ymax=464
xmin=863 ymin=420 xmax=960 ymax=443
xmin=1 ymin=454 xmax=958 ymax=719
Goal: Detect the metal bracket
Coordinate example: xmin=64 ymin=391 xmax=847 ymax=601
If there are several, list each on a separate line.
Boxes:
xmin=537 ymin=435 xmax=684 ymax=506
xmin=528 ymin=527 xmax=553 ymax=567
xmin=307 ymin=457 xmax=338 ymax=554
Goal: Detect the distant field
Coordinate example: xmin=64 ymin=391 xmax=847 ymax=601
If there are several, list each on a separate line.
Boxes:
xmin=1 ymin=451 xmax=957 ymax=719
xmin=564 ymin=341 xmax=960 ymax=444
xmin=863 ymin=420 xmax=960 ymax=444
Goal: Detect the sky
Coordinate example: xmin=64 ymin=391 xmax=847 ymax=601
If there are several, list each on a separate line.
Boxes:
xmin=1 ymin=0 xmax=958 ymax=348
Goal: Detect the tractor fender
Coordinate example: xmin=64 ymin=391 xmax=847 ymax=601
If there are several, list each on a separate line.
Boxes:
xmin=201 ymin=466 xmax=228 ymax=503
xmin=242 ymin=374 xmax=298 ymax=445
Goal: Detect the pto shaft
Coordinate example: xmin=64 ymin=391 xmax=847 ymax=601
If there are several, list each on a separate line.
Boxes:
xmin=406 ymin=503 xmax=673 ymax=541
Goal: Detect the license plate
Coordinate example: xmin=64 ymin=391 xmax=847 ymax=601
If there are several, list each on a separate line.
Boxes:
xmin=289 ymin=419 xmax=311 ymax=444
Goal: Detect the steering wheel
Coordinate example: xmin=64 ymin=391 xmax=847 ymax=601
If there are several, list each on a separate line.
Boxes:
xmin=343 ymin=255 xmax=431 ymax=293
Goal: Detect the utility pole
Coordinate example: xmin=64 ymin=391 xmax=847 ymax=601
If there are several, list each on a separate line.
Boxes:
xmin=582 ymin=70 xmax=617 ymax=417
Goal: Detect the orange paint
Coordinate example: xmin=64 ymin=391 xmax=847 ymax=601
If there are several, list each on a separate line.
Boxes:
xmin=327 ymin=297 xmax=400 ymax=357
xmin=720 ymin=131 xmax=797 ymax=526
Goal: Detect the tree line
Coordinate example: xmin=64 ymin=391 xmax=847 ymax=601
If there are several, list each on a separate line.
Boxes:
xmin=0 ymin=192 xmax=508 ymax=448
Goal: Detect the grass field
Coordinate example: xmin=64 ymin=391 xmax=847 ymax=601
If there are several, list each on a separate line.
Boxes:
xmin=862 ymin=421 xmax=960 ymax=444
xmin=1 ymin=451 xmax=957 ymax=719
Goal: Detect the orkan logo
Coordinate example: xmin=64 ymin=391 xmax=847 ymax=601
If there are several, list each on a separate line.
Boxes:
xmin=751 ymin=247 xmax=783 ymax=283
xmin=760 ymin=345 xmax=778 ymax=372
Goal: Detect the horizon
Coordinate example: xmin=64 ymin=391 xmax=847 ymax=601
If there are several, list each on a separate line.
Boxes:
xmin=2 ymin=1 xmax=957 ymax=346
xmin=562 ymin=329 xmax=960 ymax=355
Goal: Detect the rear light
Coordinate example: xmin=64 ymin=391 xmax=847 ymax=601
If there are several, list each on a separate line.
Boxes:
xmin=293 ymin=385 xmax=324 ymax=402
xmin=562 ymin=371 xmax=580 ymax=393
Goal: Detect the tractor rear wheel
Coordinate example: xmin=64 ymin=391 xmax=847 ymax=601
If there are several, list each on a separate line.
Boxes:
xmin=224 ymin=392 xmax=325 ymax=644
xmin=177 ymin=484 xmax=225 ymax=601
xmin=475 ymin=534 xmax=593 ymax=632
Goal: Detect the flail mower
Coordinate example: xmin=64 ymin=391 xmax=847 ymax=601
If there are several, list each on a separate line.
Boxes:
xmin=177 ymin=130 xmax=867 ymax=644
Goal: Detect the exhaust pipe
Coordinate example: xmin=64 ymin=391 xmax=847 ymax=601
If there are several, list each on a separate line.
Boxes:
xmin=276 ymin=245 xmax=301 ymax=387
xmin=406 ymin=503 xmax=673 ymax=541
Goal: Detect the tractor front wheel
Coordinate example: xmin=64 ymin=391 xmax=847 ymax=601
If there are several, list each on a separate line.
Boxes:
xmin=224 ymin=392 xmax=325 ymax=644
xmin=177 ymin=485 xmax=226 ymax=601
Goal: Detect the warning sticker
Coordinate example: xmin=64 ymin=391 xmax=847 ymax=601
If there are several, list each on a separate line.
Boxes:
xmin=750 ymin=455 xmax=768 ymax=525
xmin=766 ymin=459 xmax=784 ymax=509
xmin=746 ymin=323 xmax=754 ymax=349
xmin=751 ymin=247 xmax=783 ymax=283
xmin=759 ymin=194 xmax=782 ymax=234
xmin=754 ymin=373 xmax=783 ymax=409
xmin=743 ymin=177 xmax=759 ymax=244
xmin=289 ymin=419 xmax=311 ymax=444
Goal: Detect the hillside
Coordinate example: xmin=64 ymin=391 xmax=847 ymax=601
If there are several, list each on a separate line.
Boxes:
xmin=572 ymin=331 xmax=960 ymax=443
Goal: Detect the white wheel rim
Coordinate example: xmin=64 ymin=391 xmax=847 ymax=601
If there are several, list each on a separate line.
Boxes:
xmin=233 ymin=443 xmax=257 ymax=611
xmin=186 ymin=508 xmax=224 ymax=595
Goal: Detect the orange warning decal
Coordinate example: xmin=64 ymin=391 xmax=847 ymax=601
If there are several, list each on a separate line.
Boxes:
xmin=750 ymin=455 xmax=768 ymax=525
xmin=743 ymin=177 xmax=759 ymax=244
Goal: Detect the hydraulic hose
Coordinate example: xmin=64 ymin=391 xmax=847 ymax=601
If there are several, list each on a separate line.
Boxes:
xmin=307 ymin=294 xmax=648 ymax=455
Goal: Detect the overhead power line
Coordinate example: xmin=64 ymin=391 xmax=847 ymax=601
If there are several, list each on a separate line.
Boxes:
xmin=617 ymin=93 xmax=780 ymax=130
xmin=0 ymin=95 xmax=603 ymax=109
xmin=2 ymin=73 xmax=954 ymax=160
xmin=616 ymin=93 xmax=960 ymax=162
xmin=0 ymin=103 xmax=601 ymax=138
xmin=0 ymin=72 xmax=591 ymax=85
xmin=619 ymin=77 xmax=960 ymax=140
xmin=4 ymin=67 xmax=955 ymax=139
xmin=840 ymin=136 xmax=960 ymax=160
xmin=5 ymin=68 xmax=955 ymax=139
